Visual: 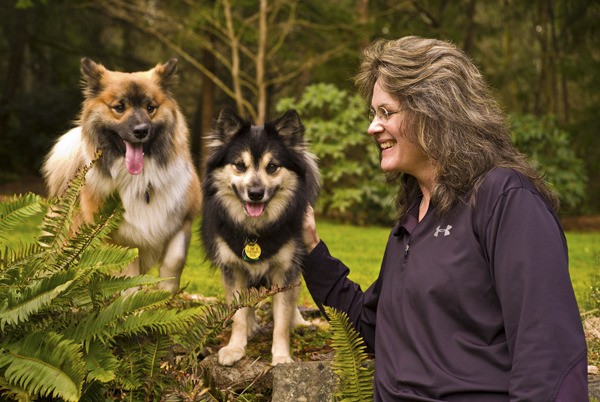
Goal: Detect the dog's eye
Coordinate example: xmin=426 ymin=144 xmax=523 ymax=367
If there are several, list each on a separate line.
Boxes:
xmin=147 ymin=105 xmax=156 ymax=113
xmin=233 ymin=162 xmax=246 ymax=172
xmin=113 ymin=104 xmax=125 ymax=113
xmin=266 ymin=163 xmax=279 ymax=175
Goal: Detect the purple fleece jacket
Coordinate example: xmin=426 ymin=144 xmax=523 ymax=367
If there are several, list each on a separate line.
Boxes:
xmin=303 ymin=168 xmax=588 ymax=401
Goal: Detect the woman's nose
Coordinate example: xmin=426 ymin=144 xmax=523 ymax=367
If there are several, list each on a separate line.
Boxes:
xmin=367 ymin=119 xmax=383 ymax=136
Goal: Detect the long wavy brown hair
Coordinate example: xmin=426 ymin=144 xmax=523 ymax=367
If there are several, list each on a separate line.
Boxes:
xmin=354 ymin=36 xmax=559 ymax=220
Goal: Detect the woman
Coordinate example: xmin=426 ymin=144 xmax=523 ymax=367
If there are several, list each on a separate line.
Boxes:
xmin=302 ymin=36 xmax=588 ymax=401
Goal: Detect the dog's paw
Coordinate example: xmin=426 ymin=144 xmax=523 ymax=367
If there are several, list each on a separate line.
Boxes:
xmin=271 ymin=355 xmax=294 ymax=366
xmin=292 ymin=307 xmax=309 ymax=327
xmin=157 ymin=279 xmax=179 ymax=295
xmin=218 ymin=346 xmax=245 ymax=366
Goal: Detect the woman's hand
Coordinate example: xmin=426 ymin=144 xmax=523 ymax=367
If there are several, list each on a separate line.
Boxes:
xmin=302 ymin=205 xmax=320 ymax=253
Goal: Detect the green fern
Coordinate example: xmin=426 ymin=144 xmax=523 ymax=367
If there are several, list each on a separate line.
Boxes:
xmin=324 ymin=305 xmax=374 ymax=402
xmin=36 ymin=154 xmax=97 ymax=251
xmin=0 ymin=193 xmax=44 ymax=240
xmin=0 ymin=331 xmax=86 ymax=401
xmin=0 ymin=269 xmax=76 ymax=330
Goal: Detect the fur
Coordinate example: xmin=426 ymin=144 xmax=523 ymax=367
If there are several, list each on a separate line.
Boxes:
xmin=42 ymin=58 xmax=201 ymax=294
xmin=201 ymin=108 xmax=320 ymax=366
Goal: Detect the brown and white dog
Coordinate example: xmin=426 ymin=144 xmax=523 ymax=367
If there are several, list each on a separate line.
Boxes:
xmin=42 ymin=58 xmax=201 ymax=293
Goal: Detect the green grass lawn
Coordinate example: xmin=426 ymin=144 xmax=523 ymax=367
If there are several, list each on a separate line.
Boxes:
xmin=5 ymin=213 xmax=599 ymax=312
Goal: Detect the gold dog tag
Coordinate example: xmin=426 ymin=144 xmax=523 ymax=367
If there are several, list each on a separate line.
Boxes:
xmin=243 ymin=241 xmax=262 ymax=261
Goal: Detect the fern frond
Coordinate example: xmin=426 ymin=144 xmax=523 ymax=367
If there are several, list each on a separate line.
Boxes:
xmin=0 ymin=331 xmax=85 ymax=402
xmin=0 ymin=193 xmax=44 ymax=241
xmin=83 ymin=340 xmax=118 ymax=383
xmin=0 ymin=242 xmax=45 ymax=282
xmin=94 ymin=275 xmax=163 ymax=300
xmin=0 ymin=270 xmax=76 ymax=331
xmin=79 ymin=244 xmax=138 ymax=275
xmin=112 ymin=332 xmax=176 ymax=399
xmin=323 ymin=306 xmax=374 ymax=402
xmin=0 ymin=376 xmax=31 ymax=401
xmin=113 ymin=306 xmax=204 ymax=340
xmin=65 ymin=290 xmax=172 ymax=345
xmin=44 ymin=193 xmax=124 ymax=275
xmin=38 ymin=156 xmax=96 ymax=250
xmin=80 ymin=380 xmax=108 ymax=402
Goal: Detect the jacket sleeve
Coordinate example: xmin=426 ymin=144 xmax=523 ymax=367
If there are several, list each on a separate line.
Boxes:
xmin=483 ymin=187 xmax=588 ymax=401
xmin=302 ymin=241 xmax=380 ymax=352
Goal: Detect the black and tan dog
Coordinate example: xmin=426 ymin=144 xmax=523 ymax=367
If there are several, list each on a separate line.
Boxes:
xmin=201 ymin=108 xmax=320 ymax=366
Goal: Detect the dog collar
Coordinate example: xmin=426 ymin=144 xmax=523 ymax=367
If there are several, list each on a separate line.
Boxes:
xmin=242 ymin=238 xmax=262 ymax=262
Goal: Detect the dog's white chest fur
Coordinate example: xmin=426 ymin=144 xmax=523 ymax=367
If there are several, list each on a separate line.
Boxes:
xmin=87 ymin=157 xmax=192 ymax=248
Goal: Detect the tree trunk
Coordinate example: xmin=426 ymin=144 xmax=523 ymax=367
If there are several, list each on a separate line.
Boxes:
xmin=256 ymin=0 xmax=267 ymax=124
xmin=199 ymin=46 xmax=216 ymax=176
xmin=0 ymin=8 xmax=27 ymax=139
xmin=223 ymin=0 xmax=246 ymax=118
xmin=357 ymin=0 xmax=370 ymax=49
xmin=463 ymin=0 xmax=477 ymax=54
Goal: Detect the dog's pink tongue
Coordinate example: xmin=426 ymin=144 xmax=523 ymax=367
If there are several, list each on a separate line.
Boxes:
xmin=246 ymin=202 xmax=265 ymax=217
xmin=125 ymin=141 xmax=144 ymax=175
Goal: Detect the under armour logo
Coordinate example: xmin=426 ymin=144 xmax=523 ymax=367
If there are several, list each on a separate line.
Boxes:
xmin=434 ymin=225 xmax=452 ymax=237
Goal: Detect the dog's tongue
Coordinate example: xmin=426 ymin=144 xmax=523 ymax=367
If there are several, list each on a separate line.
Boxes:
xmin=125 ymin=141 xmax=144 ymax=175
xmin=245 ymin=202 xmax=265 ymax=217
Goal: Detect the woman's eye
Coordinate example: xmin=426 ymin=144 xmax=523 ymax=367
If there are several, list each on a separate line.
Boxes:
xmin=266 ymin=163 xmax=279 ymax=174
xmin=233 ymin=162 xmax=246 ymax=172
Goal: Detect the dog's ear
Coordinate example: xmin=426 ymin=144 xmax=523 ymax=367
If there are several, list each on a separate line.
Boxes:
xmin=215 ymin=108 xmax=246 ymax=142
xmin=80 ymin=58 xmax=106 ymax=99
xmin=272 ymin=109 xmax=306 ymax=150
xmin=203 ymin=108 xmax=247 ymax=171
xmin=154 ymin=58 xmax=178 ymax=91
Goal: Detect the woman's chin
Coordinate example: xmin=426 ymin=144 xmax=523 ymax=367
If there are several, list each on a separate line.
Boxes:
xmin=380 ymin=159 xmax=398 ymax=173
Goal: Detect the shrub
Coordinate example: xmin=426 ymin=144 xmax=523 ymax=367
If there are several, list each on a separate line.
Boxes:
xmin=510 ymin=114 xmax=587 ymax=211
xmin=276 ymin=83 xmax=396 ymax=225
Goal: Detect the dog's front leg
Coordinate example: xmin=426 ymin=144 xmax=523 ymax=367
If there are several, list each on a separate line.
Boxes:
xmin=218 ymin=270 xmax=250 ymax=366
xmin=218 ymin=306 xmax=253 ymax=366
xmin=270 ymin=286 xmax=299 ymax=365
xmin=158 ymin=221 xmax=192 ymax=294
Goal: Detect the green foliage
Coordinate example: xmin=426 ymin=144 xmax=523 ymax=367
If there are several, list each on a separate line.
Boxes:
xmin=324 ymin=306 xmax=374 ymax=402
xmin=276 ymin=83 xmax=396 ymax=225
xmin=0 ymin=160 xmax=276 ymax=401
xmin=510 ymin=114 xmax=587 ymax=211
xmin=0 ymin=193 xmax=44 ymax=240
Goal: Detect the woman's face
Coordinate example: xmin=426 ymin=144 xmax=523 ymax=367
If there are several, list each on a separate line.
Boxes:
xmin=367 ymin=79 xmax=432 ymax=179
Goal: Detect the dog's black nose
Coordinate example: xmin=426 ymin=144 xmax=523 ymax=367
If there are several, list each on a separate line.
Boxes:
xmin=133 ymin=123 xmax=149 ymax=139
xmin=248 ymin=187 xmax=264 ymax=201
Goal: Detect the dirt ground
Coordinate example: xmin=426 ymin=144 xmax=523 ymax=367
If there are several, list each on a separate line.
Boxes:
xmin=1 ymin=175 xmax=599 ymax=232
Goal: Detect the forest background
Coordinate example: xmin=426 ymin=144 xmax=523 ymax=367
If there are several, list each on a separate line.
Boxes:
xmin=0 ymin=0 xmax=598 ymax=220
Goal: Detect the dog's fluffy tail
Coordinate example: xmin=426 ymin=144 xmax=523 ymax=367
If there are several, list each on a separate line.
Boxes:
xmin=42 ymin=127 xmax=88 ymax=197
